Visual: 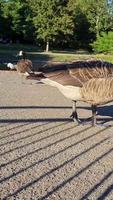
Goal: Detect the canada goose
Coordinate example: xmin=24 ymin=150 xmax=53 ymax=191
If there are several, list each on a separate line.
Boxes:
xmin=7 ymin=51 xmax=33 ymax=75
xmin=7 ymin=51 xmax=34 ymax=84
xmin=16 ymin=60 xmax=113 ymax=126
xmin=16 ymin=50 xmax=33 ymax=75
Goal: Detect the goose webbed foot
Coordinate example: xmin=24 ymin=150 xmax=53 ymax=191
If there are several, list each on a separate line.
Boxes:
xmin=70 ymin=101 xmax=81 ymax=125
xmin=83 ymin=106 xmax=98 ymax=126
xmin=70 ymin=111 xmax=81 ymax=124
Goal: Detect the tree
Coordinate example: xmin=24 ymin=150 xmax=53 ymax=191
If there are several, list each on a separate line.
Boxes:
xmin=1 ymin=0 xmax=113 ymax=51
xmin=92 ymin=31 xmax=113 ymax=53
xmin=28 ymin=0 xmax=74 ymax=51
xmin=1 ymin=0 xmax=35 ymax=43
xmin=0 ymin=0 xmax=11 ymax=39
xmin=76 ymin=0 xmax=113 ymax=38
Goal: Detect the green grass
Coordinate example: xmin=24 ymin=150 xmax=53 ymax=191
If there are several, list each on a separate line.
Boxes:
xmin=96 ymin=54 xmax=113 ymax=63
xmin=0 ymin=44 xmax=113 ymax=70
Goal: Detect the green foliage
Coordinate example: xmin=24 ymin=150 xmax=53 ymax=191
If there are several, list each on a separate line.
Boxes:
xmin=0 ymin=0 xmax=113 ymax=52
xmin=71 ymin=6 xmax=92 ymax=49
xmin=28 ymin=0 xmax=74 ymax=50
xmin=92 ymin=32 xmax=113 ymax=53
xmin=76 ymin=0 xmax=113 ymax=37
xmin=1 ymin=0 xmax=34 ymax=42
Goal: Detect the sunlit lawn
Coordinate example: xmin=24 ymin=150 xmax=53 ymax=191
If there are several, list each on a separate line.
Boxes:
xmin=0 ymin=43 xmax=113 ymax=70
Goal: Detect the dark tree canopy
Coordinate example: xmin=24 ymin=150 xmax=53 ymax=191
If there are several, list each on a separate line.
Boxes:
xmin=0 ymin=0 xmax=113 ymax=51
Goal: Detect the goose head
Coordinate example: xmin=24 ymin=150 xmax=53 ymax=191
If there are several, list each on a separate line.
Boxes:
xmin=15 ymin=51 xmax=34 ymax=77
xmin=17 ymin=50 xmax=26 ymax=59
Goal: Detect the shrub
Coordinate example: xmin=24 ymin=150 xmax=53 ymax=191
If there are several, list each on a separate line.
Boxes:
xmin=91 ymin=32 xmax=113 ymax=53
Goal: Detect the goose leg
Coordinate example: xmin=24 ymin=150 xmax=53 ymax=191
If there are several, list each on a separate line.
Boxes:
xmin=70 ymin=101 xmax=80 ymax=124
xmin=91 ymin=105 xmax=111 ymax=127
xmin=92 ymin=105 xmax=97 ymax=126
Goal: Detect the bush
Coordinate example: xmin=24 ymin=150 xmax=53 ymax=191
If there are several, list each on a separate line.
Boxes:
xmin=91 ymin=32 xmax=113 ymax=53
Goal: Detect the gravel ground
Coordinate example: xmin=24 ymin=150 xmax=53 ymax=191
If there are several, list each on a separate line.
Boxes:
xmin=0 ymin=71 xmax=113 ymax=200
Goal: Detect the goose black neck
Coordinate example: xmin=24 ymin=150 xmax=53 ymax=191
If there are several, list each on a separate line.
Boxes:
xmin=22 ymin=52 xmax=26 ymax=60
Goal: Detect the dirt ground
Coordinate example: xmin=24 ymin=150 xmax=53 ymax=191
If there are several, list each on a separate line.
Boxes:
xmin=0 ymin=71 xmax=113 ymax=200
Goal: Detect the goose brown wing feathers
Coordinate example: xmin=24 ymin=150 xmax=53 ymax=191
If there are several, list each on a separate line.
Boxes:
xmin=26 ymin=60 xmax=113 ymax=88
xmin=81 ymin=77 xmax=113 ymax=105
xmin=68 ymin=60 xmax=113 ymax=86
xmin=45 ymin=69 xmax=83 ymax=87
xmin=17 ymin=59 xmax=33 ymax=73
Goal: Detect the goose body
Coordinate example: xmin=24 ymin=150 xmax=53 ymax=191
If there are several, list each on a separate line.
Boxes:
xmin=40 ymin=73 xmax=113 ymax=104
xmin=17 ymin=59 xmax=113 ymax=125
xmin=37 ymin=60 xmax=113 ymax=104
xmin=81 ymin=77 xmax=113 ymax=105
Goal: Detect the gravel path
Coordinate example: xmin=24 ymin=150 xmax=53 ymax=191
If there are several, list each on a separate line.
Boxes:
xmin=0 ymin=71 xmax=113 ymax=200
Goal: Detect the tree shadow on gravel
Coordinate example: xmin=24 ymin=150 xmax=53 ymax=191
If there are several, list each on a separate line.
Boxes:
xmin=0 ymin=118 xmax=72 ymax=124
xmin=97 ymin=105 xmax=113 ymax=118
xmin=77 ymin=104 xmax=113 ymax=118
xmin=3 ymin=139 xmax=112 ymax=200
xmin=0 ymin=126 xmax=92 ymax=183
xmin=0 ymin=122 xmax=75 ymax=158
xmin=0 ymin=121 xmax=70 ymax=147
xmin=81 ymin=170 xmax=113 ymax=200
xmin=0 ymin=104 xmax=113 ymax=125
xmin=1 ymin=125 xmax=112 ymax=200
xmin=35 ymin=146 xmax=113 ymax=200
xmin=0 ymin=105 xmax=71 ymax=109
xmin=0 ymin=117 xmax=113 ymax=126
xmin=97 ymin=183 xmax=113 ymax=200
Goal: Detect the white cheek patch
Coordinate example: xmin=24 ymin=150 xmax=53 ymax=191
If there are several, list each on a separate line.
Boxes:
xmin=19 ymin=51 xmax=23 ymax=56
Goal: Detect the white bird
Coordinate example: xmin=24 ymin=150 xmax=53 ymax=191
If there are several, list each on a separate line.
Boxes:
xmin=7 ymin=63 xmax=17 ymax=70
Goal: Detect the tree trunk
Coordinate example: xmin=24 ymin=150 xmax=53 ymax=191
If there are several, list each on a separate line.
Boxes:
xmin=46 ymin=40 xmax=49 ymax=52
xmin=96 ymin=16 xmax=100 ymax=38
